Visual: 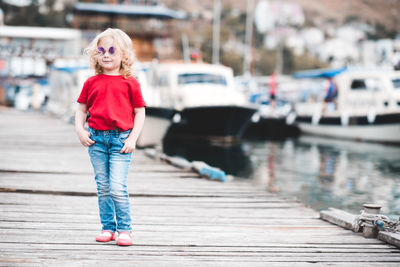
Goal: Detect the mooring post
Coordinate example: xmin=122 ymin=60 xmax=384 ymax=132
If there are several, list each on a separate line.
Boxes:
xmin=362 ymin=204 xmax=381 ymax=238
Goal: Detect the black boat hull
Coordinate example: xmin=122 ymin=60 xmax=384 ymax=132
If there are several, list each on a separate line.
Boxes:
xmin=145 ymin=107 xmax=176 ymax=119
xmin=244 ymin=117 xmax=300 ymax=140
xmin=137 ymin=107 xmax=176 ymax=147
xmin=165 ymin=106 xmax=256 ymax=144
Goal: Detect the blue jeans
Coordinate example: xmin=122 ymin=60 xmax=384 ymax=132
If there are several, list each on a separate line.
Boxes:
xmin=88 ymin=127 xmax=133 ymax=233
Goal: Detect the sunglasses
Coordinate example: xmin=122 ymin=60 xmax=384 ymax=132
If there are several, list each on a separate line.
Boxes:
xmin=97 ymin=46 xmax=115 ymax=55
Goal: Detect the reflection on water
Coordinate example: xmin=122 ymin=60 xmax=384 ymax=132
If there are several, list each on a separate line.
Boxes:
xmin=267 ymin=143 xmax=280 ymax=193
xmin=162 ymin=140 xmax=253 ymax=178
xmin=164 ymin=136 xmax=400 ymax=216
xmin=249 ymin=136 xmax=400 ymax=217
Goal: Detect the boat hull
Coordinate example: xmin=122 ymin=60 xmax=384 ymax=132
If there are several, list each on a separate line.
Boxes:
xmin=296 ymin=113 xmax=400 ymax=143
xmin=137 ymin=107 xmax=175 ymax=147
xmin=165 ymin=106 xmax=257 ymax=144
xmin=244 ymin=116 xmax=300 ymax=140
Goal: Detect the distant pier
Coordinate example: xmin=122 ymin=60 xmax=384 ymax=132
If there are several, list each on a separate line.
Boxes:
xmin=0 ymin=108 xmax=400 ymax=266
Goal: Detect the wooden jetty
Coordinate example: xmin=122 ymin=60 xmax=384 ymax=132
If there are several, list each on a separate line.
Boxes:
xmin=0 ymin=108 xmax=399 ymax=266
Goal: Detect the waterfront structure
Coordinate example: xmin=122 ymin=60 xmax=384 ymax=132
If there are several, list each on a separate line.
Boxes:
xmin=0 ymin=25 xmax=82 ymax=106
xmin=1 ymin=107 xmax=400 ymax=264
xmin=0 ymin=25 xmax=82 ymax=76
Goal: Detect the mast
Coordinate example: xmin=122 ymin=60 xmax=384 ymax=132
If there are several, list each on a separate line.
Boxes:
xmin=212 ymin=0 xmax=221 ymax=65
xmin=243 ymin=0 xmax=254 ymax=75
xmin=181 ymin=33 xmax=190 ymax=63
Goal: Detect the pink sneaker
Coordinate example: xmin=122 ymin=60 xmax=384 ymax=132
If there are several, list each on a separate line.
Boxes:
xmin=96 ymin=230 xmax=117 ymax=242
xmin=117 ymin=232 xmax=133 ymax=246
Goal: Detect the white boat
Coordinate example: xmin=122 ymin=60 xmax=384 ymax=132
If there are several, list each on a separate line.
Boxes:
xmin=149 ymin=62 xmax=257 ymax=144
xmin=293 ymin=68 xmax=400 ymax=143
xmin=235 ymin=75 xmax=300 ymax=139
xmin=136 ymin=65 xmax=176 ymax=147
xmin=136 ymin=106 xmax=175 ymax=147
xmin=48 ymin=66 xmax=93 ymax=121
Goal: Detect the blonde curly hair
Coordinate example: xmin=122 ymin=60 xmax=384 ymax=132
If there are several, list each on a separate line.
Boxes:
xmin=85 ymin=28 xmax=136 ymax=78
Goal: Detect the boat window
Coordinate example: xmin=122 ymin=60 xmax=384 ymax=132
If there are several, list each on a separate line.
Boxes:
xmin=392 ymin=78 xmax=400 ymax=89
xmin=350 ymin=78 xmax=380 ymax=91
xmin=350 ymin=79 xmax=366 ymax=90
xmin=178 ymin=73 xmax=227 ymax=86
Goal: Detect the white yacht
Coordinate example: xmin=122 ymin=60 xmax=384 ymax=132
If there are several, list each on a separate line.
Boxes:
xmin=136 ymin=65 xmax=176 ymax=147
xmin=149 ymin=62 xmax=257 ymax=144
xmin=293 ymin=68 xmax=400 ymax=143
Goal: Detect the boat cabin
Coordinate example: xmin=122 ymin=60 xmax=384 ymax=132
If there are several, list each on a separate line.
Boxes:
xmin=295 ymin=68 xmax=400 ymax=118
xmin=336 ymin=70 xmax=400 ymax=116
xmin=148 ymin=62 xmax=246 ymax=110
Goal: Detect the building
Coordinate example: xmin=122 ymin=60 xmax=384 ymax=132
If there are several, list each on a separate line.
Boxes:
xmin=72 ymin=0 xmax=185 ymax=61
xmin=0 ymin=25 xmax=82 ymax=76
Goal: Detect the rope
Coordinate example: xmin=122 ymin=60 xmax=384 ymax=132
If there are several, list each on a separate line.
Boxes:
xmin=353 ymin=210 xmax=400 ymax=233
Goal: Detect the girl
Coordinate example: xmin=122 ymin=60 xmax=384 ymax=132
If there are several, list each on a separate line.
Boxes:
xmin=75 ymin=28 xmax=146 ymax=246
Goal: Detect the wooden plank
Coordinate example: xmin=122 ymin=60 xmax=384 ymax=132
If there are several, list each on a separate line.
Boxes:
xmin=320 ymin=208 xmax=356 ymax=230
xmin=0 ymin=261 xmax=399 ymax=267
xmin=379 ymin=232 xmax=400 ymax=248
xmin=2 ymin=249 xmax=400 ymax=259
xmin=1 ymin=251 xmax=400 ymax=262
xmin=1 ymin=242 xmax=398 ymax=252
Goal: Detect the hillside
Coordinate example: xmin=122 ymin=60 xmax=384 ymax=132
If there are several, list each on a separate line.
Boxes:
xmin=291 ymin=0 xmax=400 ymax=35
xmin=164 ymin=0 xmax=400 ymax=36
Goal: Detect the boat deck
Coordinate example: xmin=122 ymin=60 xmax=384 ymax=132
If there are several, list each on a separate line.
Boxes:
xmin=0 ymin=108 xmax=399 ymax=266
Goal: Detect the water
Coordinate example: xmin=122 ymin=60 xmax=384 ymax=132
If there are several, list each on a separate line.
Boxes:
xmin=163 ymin=136 xmax=400 ymax=217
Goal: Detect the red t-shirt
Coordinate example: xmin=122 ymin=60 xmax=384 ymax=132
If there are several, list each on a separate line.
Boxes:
xmin=77 ymin=74 xmax=146 ymax=131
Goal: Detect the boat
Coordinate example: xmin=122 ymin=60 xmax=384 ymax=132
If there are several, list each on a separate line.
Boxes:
xmin=235 ymin=75 xmax=300 ymax=140
xmin=165 ymin=105 xmax=256 ymax=144
xmin=136 ymin=106 xmax=176 ymax=147
xmin=48 ymin=65 xmax=93 ymax=121
xmin=149 ymin=62 xmax=257 ymax=144
xmin=292 ymin=67 xmax=400 ymax=143
xmin=136 ymin=65 xmax=176 ymax=147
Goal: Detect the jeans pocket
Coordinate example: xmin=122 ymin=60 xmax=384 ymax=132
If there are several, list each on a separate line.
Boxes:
xmin=119 ymin=130 xmax=131 ymax=143
xmin=88 ymin=128 xmax=95 ymax=142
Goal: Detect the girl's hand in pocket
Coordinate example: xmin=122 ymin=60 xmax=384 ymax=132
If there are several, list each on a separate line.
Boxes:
xmin=77 ymin=129 xmax=95 ymax=147
xmin=120 ymin=137 xmax=136 ymax=153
